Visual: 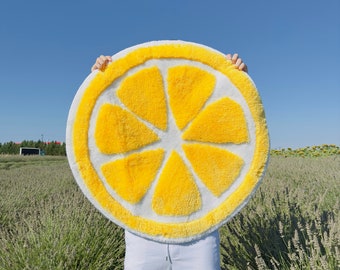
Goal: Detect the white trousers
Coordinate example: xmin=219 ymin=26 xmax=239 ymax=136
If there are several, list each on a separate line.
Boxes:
xmin=124 ymin=230 xmax=221 ymax=270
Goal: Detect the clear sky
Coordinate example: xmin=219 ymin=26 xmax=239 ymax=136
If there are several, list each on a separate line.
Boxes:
xmin=0 ymin=0 xmax=339 ymax=149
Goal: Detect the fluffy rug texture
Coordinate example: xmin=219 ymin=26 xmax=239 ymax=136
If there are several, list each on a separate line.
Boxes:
xmin=66 ymin=40 xmax=270 ymax=243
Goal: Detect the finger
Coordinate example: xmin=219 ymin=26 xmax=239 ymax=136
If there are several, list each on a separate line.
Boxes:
xmin=91 ymin=55 xmax=112 ymax=72
xmin=97 ymin=56 xmax=106 ymax=65
xmin=100 ymin=55 xmax=112 ymax=62
xmin=92 ymin=63 xmax=101 ymax=71
xmin=235 ymin=58 xmax=242 ymax=68
xmin=99 ymin=56 xmax=112 ymax=67
xmin=98 ymin=56 xmax=111 ymax=69
xmin=226 ymin=54 xmax=232 ymax=60
xmin=231 ymin=53 xmax=239 ymax=63
xmin=243 ymin=64 xmax=248 ymax=73
xmin=91 ymin=61 xmax=105 ymax=72
xmin=239 ymin=63 xmax=248 ymax=73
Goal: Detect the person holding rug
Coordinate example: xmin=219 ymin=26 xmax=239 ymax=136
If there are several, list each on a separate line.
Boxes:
xmin=90 ymin=53 xmax=248 ymax=270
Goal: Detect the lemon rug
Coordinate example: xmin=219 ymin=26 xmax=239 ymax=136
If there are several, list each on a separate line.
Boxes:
xmin=66 ymin=40 xmax=270 ymax=243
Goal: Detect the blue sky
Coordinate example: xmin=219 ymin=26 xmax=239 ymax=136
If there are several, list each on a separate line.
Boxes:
xmin=0 ymin=0 xmax=339 ymax=149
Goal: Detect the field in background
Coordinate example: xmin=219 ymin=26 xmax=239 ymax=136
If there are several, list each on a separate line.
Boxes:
xmin=0 ymin=151 xmax=339 ymax=269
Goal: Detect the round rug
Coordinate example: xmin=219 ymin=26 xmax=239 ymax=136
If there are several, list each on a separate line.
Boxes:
xmin=66 ymin=40 xmax=270 ymax=243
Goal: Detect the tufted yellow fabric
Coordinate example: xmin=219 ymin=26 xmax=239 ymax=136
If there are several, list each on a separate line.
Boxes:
xmin=167 ymin=65 xmax=216 ymax=130
xmin=182 ymin=97 xmax=249 ymax=143
xmin=66 ymin=40 xmax=270 ymax=243
xmin=117 ymin=66 xmax=167 ymax=131
xmin=101 ymin=149 xmax=165 ymax=204
xmin=152 ymin=151 xmax=202 ymax=216
xmin=182 ymin=144 xmax=244 ymax=197
xmin=94 ymin=104 xmax=160 ymax=154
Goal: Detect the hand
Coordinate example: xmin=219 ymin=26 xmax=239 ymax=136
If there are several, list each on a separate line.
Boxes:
xmin=226 ymin=53 xmax=248 ymax=73
xmin=91 ymin=55 xmax=112 ymax=72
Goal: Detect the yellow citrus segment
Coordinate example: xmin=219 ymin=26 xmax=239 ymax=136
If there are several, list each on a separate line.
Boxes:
xmin=167 ymin=65 xmax=215 ymax=130
xmin=117 ymin=66 xmax=167 ymax=130
xmin=183 ymin=144 xmax=244 ymax=197
xmin=182 ymin=97 xmax=249 ymax=144
xmin=101 ymin=149 xmax=165 ymax=204
xmin=95 ymin=103 xmax=160 ymax=154
xmin=152 ymin=151 xmax=201 ymax=216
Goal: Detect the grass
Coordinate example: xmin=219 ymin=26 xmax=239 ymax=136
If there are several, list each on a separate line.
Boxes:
xmin=220 ymin=156 xmax=339 ymax=269
xmin=0 ymin=153 xmax=339 ymax=269
xmin=0 ymin=156 xmax=125 ymax=270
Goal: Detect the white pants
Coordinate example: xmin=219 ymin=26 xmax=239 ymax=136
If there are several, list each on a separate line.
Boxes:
xmin=124 ymin=230 xmax=221 ymax=270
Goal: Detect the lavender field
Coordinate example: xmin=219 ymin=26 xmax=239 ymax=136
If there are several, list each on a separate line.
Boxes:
xmin=0 ymin=151 xmax=339 ymax=269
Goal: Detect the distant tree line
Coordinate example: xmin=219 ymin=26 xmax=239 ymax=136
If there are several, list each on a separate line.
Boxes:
xmin=0 ymin=140 xmax=66 ymax=156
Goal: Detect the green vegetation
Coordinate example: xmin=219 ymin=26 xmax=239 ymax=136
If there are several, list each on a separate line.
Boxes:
xmin=0 ymin=140 xmax=66 ymax=156
xmin=271 ymin=144 xmax=340 ymax=158
xmin=220 ymin=156 xmax=339 ymax=269
xmin=0 ymin=152 xmax=339 ymax=269
xmin=0 ymin=156 xmax=124 ymax=270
